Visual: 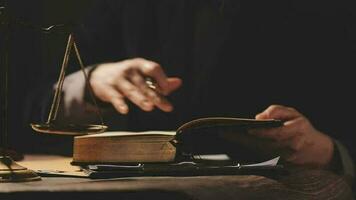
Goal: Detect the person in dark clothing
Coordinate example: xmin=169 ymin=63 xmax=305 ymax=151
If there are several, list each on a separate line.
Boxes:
xmin=41 ymin=0 xmax=354 ymax=188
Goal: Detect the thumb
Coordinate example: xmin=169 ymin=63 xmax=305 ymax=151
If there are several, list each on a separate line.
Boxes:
xmin=255 ymin=105 xmax=300 ymax=121
xmin=255 ymin=112 xmax=269 ymax=120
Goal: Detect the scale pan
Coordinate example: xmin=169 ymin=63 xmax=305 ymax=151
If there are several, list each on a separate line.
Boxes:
xmin=31 ymin=123 xmax=108 ymax=136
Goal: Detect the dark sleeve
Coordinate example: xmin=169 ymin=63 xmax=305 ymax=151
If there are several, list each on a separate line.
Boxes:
xmin=53 ymin=65 xmax=129 ymax=131
xmin=328 ymin=140 xmax=355 ymax=186
xmin=43 ymin=0 xmax=129 ymax=130
xmin=74 ymin=0 xmax=126 ymax=66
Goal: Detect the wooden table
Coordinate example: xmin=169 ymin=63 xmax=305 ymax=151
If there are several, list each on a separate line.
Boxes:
xmin=0 ymin=155 xmax=353 ymax=200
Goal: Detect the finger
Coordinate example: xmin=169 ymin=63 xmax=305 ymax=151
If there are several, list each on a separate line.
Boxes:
xmin=260 ymin=140 xmax=295 ymax=159
xmin=129 ymin=70 xmax=154 ymax=96
xmin=92 ymin=83 xmax=128 ymax=114
xmin=249 ymin=118 xmax=302 ymax=141
xmin=166 ymin=77 xmax=183 ymax=95
xmin=273 ymin=134 xmax=306 ymax=151
xmin=287 ymin=133 xmax=307 ymax=152
xmin=130 ymin=71 xmax=174 ymax=112
xmin=111 ymin=97 xmax=129 ymax=114
xmin=256 ymin=105 xmax=301 ymax=121
xmin=115 ymin=78 xmax=154 ymax=112
xmin=134 ymin=59 xmax=171 ymax=95
xmin=152 ymin=93 xmax=174 ymax=112
xmin=260 ymin=137 xmax=303 ymax=161
xmin=273 ymin=134 xmax=308 ymax=163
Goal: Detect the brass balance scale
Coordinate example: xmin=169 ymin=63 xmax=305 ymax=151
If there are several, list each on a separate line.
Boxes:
xmin=30 ymin=33 xmax=108 ymax=135
xmin=0 ymin=6 xmax=107 ymax=182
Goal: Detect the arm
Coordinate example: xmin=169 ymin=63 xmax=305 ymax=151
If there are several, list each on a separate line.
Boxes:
xmin=89 ymin=58 xmax=182 ymax=114
xmin=56 ymin=58 xmax=182 ymax=125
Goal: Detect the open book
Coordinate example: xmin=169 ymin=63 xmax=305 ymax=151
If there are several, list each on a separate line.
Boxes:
xmin=72 ymin=117 xmax=283 ymax=165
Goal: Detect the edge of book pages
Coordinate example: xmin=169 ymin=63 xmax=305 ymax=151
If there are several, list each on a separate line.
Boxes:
xmin=75 ymin=130 xmax=176 ymax=138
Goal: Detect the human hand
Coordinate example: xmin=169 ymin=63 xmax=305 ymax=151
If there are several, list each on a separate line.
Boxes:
xmin=250 ymin=105 xmax=334 ymax=168
xmin=89 ymin=58 xmax=182 ymax=114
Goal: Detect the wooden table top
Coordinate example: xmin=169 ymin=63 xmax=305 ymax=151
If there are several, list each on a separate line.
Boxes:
xmin=0 ymin=154 xmax=353 ymax=200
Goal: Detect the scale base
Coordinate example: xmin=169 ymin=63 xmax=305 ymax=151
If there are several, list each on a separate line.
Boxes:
xmin=0 ymin=156 xmax=41 ymax=182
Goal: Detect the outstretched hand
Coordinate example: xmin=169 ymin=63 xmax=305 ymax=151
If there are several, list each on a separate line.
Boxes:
xmin=89 ymin=58 xmax=182 ymax=114
xmin=250 ymin=105 xmax=334 ymax=168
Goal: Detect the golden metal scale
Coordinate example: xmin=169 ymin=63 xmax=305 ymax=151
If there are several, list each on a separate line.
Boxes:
xmin=30 ymin=34 xmax=108 ymax=135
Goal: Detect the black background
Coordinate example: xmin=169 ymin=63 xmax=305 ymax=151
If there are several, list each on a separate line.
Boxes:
xmin=1 ymin=0 xmax=356 ymax=158
xmin=1 ymin=0 xmax=95 ymax=154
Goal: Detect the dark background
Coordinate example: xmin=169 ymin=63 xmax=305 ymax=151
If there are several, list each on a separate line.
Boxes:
xmin=1 ymin=0 xmax=96 ymax=154
xmin=1 ymin=0 xmax=356 ymax=158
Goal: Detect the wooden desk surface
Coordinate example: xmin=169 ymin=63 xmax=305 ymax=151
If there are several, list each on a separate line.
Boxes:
xmin=0 ymin=154 xmax=353 ymax=200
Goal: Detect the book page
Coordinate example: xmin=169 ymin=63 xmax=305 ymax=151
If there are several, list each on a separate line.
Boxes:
xmin=77 ymin=131 xmax=176 ymax=138
xmin=243 ymin=157 xmax=280 ymax=167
